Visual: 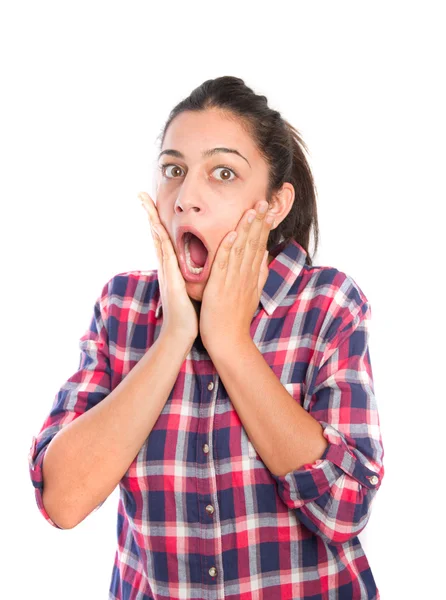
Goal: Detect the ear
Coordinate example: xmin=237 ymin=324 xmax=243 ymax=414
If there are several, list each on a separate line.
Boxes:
xmin=269 ymin=182 xmax=295 ymax=226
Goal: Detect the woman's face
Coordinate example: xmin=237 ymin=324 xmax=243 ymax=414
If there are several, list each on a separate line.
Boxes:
xmin=153 ymin=108 xmax=274 ymax=302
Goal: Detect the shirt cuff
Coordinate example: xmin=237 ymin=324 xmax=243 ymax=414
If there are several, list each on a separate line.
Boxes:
xmin=269 ymin=422 xmax=382 ymax=508
xmin=28 ymin=435 xmax=64 ymax=529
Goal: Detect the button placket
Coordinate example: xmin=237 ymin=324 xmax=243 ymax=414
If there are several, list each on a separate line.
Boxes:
xmin=203 ymin=379 xmax=214 ymax=457
xmin=203 ymin=377 xmax=218 ymax=582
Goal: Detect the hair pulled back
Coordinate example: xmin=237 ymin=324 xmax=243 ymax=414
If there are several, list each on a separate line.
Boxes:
xmin=158 ymin=76 xmax=319 ymax=265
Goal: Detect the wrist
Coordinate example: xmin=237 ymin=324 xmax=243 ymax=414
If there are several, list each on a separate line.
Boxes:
xmin=159 ymin=328 xmax=196 ymax=352
xmin=204 ymin=332 xmax=253 ymax=357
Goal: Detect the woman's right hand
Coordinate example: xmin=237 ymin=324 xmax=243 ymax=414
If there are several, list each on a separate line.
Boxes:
xmin=138 ymin=191 xmax=199 ymax=344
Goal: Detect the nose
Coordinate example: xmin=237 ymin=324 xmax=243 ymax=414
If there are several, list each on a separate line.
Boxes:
xmin=174 ymin=203 xmax=198 ymax=216
xmin=173 ymin=177 xmax=206 ymax=216
xmin=174 ymin=197 xmax=203 ymax=216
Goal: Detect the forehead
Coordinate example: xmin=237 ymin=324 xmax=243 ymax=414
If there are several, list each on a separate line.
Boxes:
xmin=162 ymin=108 xmax=260 ymax=160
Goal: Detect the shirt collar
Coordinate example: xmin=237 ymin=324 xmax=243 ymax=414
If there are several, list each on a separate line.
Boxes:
xmin=155 ymin=239 xmax=308 ymax=319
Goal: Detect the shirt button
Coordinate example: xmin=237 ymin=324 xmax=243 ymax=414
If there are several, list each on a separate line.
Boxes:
xmin=209 ymin=566 xmax=217 ymax=577
xmin=207 ymin=381 xmax=214 ymax=390
xmin=202 ymin=444 xmax=209 ymax=454
xmin=205 ymin=504 xmax=214 ymax=515
xmin=368 ymin=475 xmax=379 ymax=485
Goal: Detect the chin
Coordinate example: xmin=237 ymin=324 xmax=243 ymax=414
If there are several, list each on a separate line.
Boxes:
xmin=186 ymin=282 xmax=205 ymax=301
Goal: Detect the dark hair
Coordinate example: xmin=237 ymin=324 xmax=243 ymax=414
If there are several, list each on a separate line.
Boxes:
xmin=157 ymin=76 xmax=319 ymax=266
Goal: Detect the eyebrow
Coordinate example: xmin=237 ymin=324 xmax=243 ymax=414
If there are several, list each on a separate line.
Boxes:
xmin=158 ymin=147 xmax=251 ymax=168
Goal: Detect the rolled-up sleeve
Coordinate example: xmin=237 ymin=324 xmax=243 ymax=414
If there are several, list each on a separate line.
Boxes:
xmin=270 ymin=293 xmax=384 ymax=545
xmin=28 ymin=277 xmax=113 ymax=528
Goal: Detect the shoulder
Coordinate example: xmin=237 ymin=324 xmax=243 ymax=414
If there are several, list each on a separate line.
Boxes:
xmin=298 ymin=263 xmax=371 ymax=343
xmin=300 ymin=263 xmax=368 ymax=303
xmin=108 ymin=269 xmax=158 ymax=296
xmin=95 ymin=269 xmax=159 ymax=317
xmin=98 ymin=269 xmax=158 ymax=299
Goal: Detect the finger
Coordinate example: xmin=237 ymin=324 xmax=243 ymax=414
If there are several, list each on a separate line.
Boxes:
xmin=212 ymin=230 xmax=238 ymax=285
xmin=257 ymin=250 xmax=270 ymax=296
xmin=138 ymin=191 xmax=168 ymax=284
xmin=137 ymin=192 xmax=166 ymax=284
xmin=148 ymin=223 xmax=165 ymax=286
xmin=151 ymin=222 xmax=185 ymax=291
xmin=227 ymin=202 xmax=267 ymax=279
xmin=248 ymin=202 xmax=274 ymax=274
xmin=138 ymin=192 xmax=176 ymax=272
xmin=138 ymin=191 xmax=161 ymax=227
xmin=226 ymin=208 xmax=256 ymax=278
xmin=254 ymin=209 xmax=274 ymax=271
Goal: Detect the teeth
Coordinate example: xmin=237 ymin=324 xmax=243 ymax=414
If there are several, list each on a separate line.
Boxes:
xmin=184 ymin=237 xmax=204 ymax=274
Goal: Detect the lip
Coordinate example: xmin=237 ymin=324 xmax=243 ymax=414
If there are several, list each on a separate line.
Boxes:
xmin=176 ymin=225 xmax=211 ymax=283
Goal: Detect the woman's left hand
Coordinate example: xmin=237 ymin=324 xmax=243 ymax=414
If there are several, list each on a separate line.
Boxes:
xmin=200 ymin=200 xmax=275 ymax=352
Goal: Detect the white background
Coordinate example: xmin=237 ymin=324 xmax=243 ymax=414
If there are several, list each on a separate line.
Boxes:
xmin=1 ymin=1 xmax=444 ymax=598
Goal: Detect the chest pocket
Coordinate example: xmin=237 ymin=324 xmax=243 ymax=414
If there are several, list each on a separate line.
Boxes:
xmin=246 ymin=382 xmax=304 ymax=460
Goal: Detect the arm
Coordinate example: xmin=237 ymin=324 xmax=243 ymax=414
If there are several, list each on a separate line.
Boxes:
xmin=270 ymin=302 xmax=383 ymax=545
xmin=28 ymin=276 xmax=194 ymax=530
xmin=208 ymin=339 xmax=329 ymax=477
xmin=208 ymin=293 xmax=384 ymax=545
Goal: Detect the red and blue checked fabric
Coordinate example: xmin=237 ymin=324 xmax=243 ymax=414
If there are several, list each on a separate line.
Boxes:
xmin=29 ymin=239 xmax=384 ymax=600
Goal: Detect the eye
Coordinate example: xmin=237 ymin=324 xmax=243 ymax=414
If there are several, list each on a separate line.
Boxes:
xmin=158 ymin=163 xmax=238 ymax=183
xmin=213 ymin=166 xmax=237 ymax=183
xmin=158 ymin=164 xmax=184 ymax=178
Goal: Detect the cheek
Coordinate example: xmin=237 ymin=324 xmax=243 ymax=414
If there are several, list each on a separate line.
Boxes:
xmin=205 ymin=230 xmax=227 ymax=253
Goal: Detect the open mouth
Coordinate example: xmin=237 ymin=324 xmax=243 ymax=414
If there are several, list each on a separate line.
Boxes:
xmin=178 ymin=227 xmax=211 ymax=282
xmin=183 ymin=232 xmax=208 ymax=272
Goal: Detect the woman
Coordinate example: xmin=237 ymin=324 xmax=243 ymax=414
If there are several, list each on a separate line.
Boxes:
xmin=29 ymin=76 xmax=384 ymax=599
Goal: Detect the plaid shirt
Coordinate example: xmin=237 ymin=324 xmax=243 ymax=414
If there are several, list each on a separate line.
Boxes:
xmin=29 ymin=239 xmax=384 ymax=600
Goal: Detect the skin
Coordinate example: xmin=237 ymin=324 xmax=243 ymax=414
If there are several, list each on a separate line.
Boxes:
xmin=152 ymin=107 xmax=295 ymax=309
